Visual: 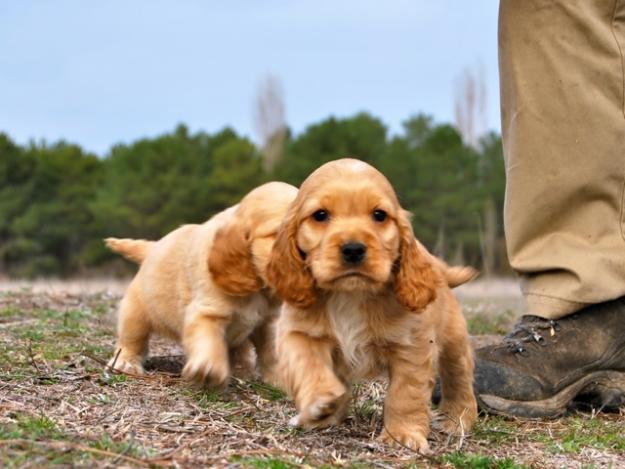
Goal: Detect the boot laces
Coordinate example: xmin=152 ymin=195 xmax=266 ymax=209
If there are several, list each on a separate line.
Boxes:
xmin=502 ymin=316 xmax=560 ymax=355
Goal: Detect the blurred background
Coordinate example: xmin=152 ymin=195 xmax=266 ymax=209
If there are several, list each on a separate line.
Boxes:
xmin=0 ymin=0 xmax=509 ymax=279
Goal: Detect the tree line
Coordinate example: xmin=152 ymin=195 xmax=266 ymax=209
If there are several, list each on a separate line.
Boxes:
xmin=0 ymin=112 xmax=509 ymax=278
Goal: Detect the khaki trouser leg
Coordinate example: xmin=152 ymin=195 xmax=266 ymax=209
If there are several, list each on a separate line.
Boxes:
xmin=499 ymin=0 xmax=625 ymax=319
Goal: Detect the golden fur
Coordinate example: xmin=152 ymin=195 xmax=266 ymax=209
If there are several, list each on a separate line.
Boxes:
xmin=106 ymin=181 xmax=298 ymax=387
xmin=266 ymin=159 xmax=477 ymax=453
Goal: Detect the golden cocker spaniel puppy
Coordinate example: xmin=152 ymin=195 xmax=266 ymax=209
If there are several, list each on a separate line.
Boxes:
xmin=266 ymin=159 xmax=477 ymax=453
xmin=106 ymin=181 xmax=298 ymax=387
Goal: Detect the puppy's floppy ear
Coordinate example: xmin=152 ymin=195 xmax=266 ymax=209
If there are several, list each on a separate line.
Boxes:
xmin=266 ymin=206 xmax=316 ymax=309
xmin=208 ymin=216 xmax=262 ymax=296
xmin=394 ymin=210 xmax=440 ymax=312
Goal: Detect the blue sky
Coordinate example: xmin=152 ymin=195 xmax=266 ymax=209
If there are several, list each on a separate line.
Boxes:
xmin=0 ymin=1 xmax=500 ymax=156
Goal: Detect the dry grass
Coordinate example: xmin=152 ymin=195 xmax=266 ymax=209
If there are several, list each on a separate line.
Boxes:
xmin=1 ymin=283 xmax=624 ymax=468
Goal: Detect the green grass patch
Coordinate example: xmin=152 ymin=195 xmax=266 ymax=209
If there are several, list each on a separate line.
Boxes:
xmin=0 ymin=443 xmax=75 ymax=468
xmin=0 ymin=414 xmax=65 ymax=441
xmin=97 ymin=371 xmax=128 ymax=385
xmin=246 ymin=380 xmax=287 ymax=401
xmin=353 ymin=397 xmax=379 ymax=421
xmin=466 ymin=310 xmax=516 ymax=335
xmin=0 ymin=371 xmax=32 ymax=381
xmin=89 ymin=433 xmax=145 ymax=457
xmin=180 ymin=387 xmax=239 ymax=411
xmin=538 ymin=417 xmax=625 ymax=454
xmin=230 ymin=456 xmax=300 ymax=469
xmin=470 ymin=416 xmax=519 ymax=445
xmin=0 ymin=306 xmax=21 ymax=318
xmin=2 ymin=306 xmax=112 ymax=376
xmin=17 ymin=415 xmax=63 ymax=440
xmin=17 ymin=326 xmax=45 ymax=341
xmin=81 ymin=343 xmax=111 ymax=356
xmin=195 ymin=388 xmax=224 ymax=406
xmin=0 ymin=427 xmax=154 ymax=467
xmin=441 ymin=452 xmax=527 ymax=469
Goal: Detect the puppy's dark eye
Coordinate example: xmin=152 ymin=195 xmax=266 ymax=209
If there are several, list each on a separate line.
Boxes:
xmin=312 ymin=210 xmax=329 ymax=222
xmin=372 ymin=209 xmax=387 ymax=222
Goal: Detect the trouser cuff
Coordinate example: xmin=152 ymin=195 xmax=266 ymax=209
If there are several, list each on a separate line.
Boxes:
xmin=524 ymin=293 xmax=589 ymax=320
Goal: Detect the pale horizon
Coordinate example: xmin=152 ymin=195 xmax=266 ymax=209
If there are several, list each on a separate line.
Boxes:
xmin=1 ymin=1 xmax=500 ymax=156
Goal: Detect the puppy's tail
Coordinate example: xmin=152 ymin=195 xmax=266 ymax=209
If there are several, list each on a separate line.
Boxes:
xmin=427 ymin=253 xmax=478 ymax=287
xmin=105 ymin=238 xmax=153 ymax=264
xmin=444 ymin=265 xmax=479 ymax=288
xmin=417 ymin=239 xmax=478 ymax=288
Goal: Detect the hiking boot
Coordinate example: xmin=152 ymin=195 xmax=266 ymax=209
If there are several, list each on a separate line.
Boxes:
xmin=473 ymin=296 xmax=625 ymax=417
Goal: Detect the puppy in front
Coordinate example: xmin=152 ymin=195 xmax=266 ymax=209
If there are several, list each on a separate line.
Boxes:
xmin=267 ymin=159 xmax=477 ymax=453
xmin=106 ymin=181 xmax=298 ymax=387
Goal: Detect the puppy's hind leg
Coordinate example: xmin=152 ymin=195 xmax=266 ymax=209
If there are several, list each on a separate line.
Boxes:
xmin=436 ymin=305 xmax=478 ymax=436
xmin=250 ymin=318 xmax=279 ymax=385
xmin=230 ymin=339 xmax=256 ymax=380
xmin=109 ymin=285 xmax=151 ymax=375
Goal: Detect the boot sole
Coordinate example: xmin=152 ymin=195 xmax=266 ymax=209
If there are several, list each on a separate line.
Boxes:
xmin=477 ymin=370 xmax=625 ymax=418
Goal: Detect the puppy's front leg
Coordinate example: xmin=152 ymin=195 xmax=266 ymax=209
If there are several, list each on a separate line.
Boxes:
xmin=182 ymin=313 xmax=230 ymax=387
xmin=280 ymin=331 xmax=349 ymax=429
xmin=379 ymin=345 xmax=435 ymax=454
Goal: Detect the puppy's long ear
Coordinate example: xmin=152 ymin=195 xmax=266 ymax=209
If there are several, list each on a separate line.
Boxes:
xmin=266 ymin=207 xmax=316 ymax=309
xmin=394 ymin=210 xmax=439 ymax=312
xmin=208 ymin=216 xmax=262 ymax=296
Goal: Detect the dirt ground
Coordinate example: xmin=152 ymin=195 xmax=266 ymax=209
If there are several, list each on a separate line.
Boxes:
xmin=0 ymin=280 xmax=623 ymax=468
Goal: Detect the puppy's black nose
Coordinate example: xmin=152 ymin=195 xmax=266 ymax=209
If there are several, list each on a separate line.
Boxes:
xmin=341 ymin=242 xmax=367 ymax=264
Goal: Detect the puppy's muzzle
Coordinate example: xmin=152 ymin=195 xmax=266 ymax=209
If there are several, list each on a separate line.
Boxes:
xmin=341 ymin=242 xmax=367 ymax=265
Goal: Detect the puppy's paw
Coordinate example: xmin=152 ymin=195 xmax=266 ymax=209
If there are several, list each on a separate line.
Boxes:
xmin=107 ymin=353 xmax=145 ymax=375
xmin=294 ymin=386 xmax=348 ymax=429
xmin=432 ymin=412 xmax=458 ymax=435
xmin=260 ymin=367 xmax=281 ymax=388
xmin=182 ymin=353 xmax=230 ymax=388
xmin=434 ymin=403 xmax=477 ymax=435
xmin=378 ymin=427 xmax=431 ymax=455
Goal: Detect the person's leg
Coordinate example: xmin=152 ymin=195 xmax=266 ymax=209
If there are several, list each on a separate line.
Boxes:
xmin=501 ymin=0 xmax=625 ymax=317
xmin=474 ymin=0 xmax=625 ymax=416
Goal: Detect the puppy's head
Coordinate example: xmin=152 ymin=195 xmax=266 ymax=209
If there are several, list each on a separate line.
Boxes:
xmin=209 ymin=182 xmax=298 ymax=296
xmin=267 ymin=158 xmax=438 ymax=311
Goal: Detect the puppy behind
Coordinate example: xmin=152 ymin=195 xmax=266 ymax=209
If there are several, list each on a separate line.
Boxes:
xmin=106 ymin=181 xmax=298 ymax=387
xmin=266 ymin=159 xmax=477 ymax=453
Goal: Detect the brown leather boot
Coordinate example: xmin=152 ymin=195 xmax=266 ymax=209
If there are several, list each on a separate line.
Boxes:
xmin=474 ymin=297 xmax=625 ymax=417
